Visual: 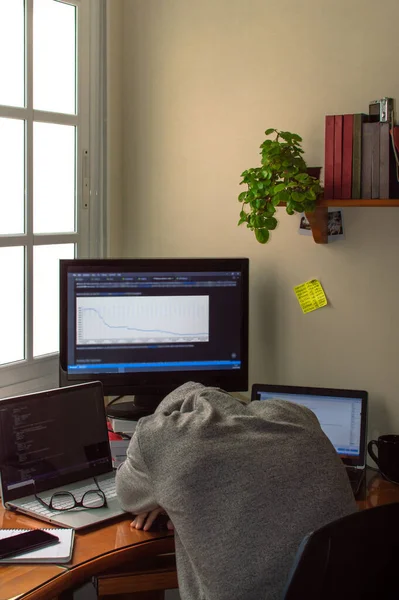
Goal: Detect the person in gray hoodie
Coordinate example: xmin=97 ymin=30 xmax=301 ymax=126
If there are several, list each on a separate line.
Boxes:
xmin=116 ymin=381 xmax=356 ymax=600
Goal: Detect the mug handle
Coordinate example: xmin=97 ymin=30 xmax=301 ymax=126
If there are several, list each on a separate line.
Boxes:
xmin=367 ymin=440 xmax=380 ymax=465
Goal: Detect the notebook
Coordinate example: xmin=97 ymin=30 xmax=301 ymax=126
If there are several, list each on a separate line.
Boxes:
xmin=251 ymin=384 xmax=368 ymax=497
xmin=0 ymin=528 xmax=74 ymax=563
xmin=0 ymin=381 xmax=126 ymax=530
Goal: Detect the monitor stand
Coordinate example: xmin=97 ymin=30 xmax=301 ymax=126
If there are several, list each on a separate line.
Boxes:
xmin=105 ymin=396 xmax=163 ymax=420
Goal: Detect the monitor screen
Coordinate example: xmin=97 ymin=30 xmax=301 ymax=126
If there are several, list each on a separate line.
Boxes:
xmin=59 ymin=257 xmax=249 ymax=412
xmin=256 ymin=391 xmax=362 ymax=457
xmin=251 ymin=384 xmax=368 ymax=467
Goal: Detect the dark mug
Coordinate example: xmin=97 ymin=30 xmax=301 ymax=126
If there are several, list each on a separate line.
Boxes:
xmin=368 ymin=435 xmax=399 ymax=483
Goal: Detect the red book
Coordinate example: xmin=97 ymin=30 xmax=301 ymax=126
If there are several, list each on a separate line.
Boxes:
xmin=333 ymin=115 xmax=343 ymax=199
xmin=341 ymin=114 xmax=354 ymax=199
xmin=324 ymin=116 xmax=335 ymax=199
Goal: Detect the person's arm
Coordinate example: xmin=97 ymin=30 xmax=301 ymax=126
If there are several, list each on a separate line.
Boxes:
xmin=115 ymin=429 xmax=159 ymax=515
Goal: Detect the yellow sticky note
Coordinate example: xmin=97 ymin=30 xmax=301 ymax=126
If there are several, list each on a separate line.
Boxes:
xmin=294 ymin=279 xmax=327 ymax=314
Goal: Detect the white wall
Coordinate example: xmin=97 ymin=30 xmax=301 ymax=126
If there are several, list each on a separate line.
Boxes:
xmin=107 ymin=0 xmax=399 ymax=441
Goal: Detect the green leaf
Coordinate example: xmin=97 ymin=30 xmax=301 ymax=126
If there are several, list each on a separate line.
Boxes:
xmin=292 ymin=201 xmax=304 ymax=212
xmin=294 ymin=173 xmax=308 ymax=182
xmin=255 ymin=198 xmax=265 ymax=209
xmin=238 ymin=192 xmax=247 ymax=202
xmin=265 ymin=128 xmax=275 ymax=136
xmin=272 ymin=195 xmax=282 ymax=207
xmin=273 ymin=182 xmax=286 ymax=193
xmin=278 ymin=132 xmax=292 ymax=143
xmin=265 ymin=217 xmax=278 ymax=230
xmin=255 ymin=228 xmax=270 ymax=243
xmin=286 ymin=203 xmax=295 ymax=215
xmin=276 ymin=190 xmax=289 ymax=203
xmin=291 ymin=191 xmax=303 ymax=203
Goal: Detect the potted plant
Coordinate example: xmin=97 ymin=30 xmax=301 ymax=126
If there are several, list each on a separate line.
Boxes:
xmin=238 ymin=128 xmax=322 ymax=243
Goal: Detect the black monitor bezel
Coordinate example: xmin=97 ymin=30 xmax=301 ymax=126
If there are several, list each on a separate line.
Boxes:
xmin=59 ymin=257 xmax=249 ymax=397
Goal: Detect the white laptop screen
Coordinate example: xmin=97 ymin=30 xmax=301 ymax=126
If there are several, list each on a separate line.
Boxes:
xmin=0 ymin=382 xmax=111 ymax=502
xmin=256 ymin=390 xmax=362 ymax=458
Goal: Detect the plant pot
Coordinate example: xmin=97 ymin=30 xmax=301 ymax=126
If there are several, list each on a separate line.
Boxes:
xmin=307 ymin=167 xmax=322 ymax=179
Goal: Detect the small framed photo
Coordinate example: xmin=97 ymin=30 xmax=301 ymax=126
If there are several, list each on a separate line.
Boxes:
xmin=327 ymin=209 xmax=344 ymax=239
xmin=299 ymin=208 xmax=345 ymax=241
xmin=299 ymin=214 xmax=312 ymax=235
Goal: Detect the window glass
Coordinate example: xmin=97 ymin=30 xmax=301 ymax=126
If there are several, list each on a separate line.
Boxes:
xmin=0 ymin=247 xmax=25 ymax=365
xmin=33 ymin=122 xmax=76 ymax=234
xmin=0 ymin=118 xmax=25 ymax=234
xmin=0 ymin=0 xmax=24 ymax=107
xmin=33 ymin=0 xmax=76 ymax=114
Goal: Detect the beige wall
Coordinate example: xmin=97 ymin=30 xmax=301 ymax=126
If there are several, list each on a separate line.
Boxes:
xmin=107 ymin=0 xmax=399 ymax=441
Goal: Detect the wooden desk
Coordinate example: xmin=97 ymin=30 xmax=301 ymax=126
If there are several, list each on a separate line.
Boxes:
xmin=0 ymin=509 xmax=174 ymax=600
xmin=1 ymin=468 xmax=398 ymax=600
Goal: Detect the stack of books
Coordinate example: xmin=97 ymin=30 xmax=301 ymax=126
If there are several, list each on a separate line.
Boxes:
xmin=324 ymin=114 xmax=399 ymax=200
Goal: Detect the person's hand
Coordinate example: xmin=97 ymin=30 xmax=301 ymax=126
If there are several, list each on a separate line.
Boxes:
xmin=130 ymin=507 xmax=174 ymax=531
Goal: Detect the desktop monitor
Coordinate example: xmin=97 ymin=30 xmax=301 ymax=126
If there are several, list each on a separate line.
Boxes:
xmin=59 ymin=257 xmax=249 ymax=418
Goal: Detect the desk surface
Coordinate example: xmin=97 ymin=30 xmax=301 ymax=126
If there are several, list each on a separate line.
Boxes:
xmin=0 ymin=468 xmax=398 ymax=600
xmin=0 ymin=508 xmax=174 ymax=600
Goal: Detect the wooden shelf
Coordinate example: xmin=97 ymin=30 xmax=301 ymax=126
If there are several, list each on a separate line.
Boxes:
xmin=305 ymin=197 xmax=399 ymax=243
xmin=317 ymin=198 xmax=399 ymax=207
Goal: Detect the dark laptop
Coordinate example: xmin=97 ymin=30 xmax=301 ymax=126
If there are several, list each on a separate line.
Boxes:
xmin=251 ymin=384 xmax=368 ymax=497
xmin=0 ymin=381 xmax=125 ymax=530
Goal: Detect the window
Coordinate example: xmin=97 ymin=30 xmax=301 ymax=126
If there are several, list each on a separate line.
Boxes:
xmin=0 ymin=0 xmax=105 ymax=395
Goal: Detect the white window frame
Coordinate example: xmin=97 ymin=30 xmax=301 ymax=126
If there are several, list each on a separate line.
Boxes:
xmin=0 ymin=0 xmax=106 ymax=397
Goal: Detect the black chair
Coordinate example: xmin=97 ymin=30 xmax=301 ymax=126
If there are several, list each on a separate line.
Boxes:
xmin=283 ymin=502 xmax=399 ymax=600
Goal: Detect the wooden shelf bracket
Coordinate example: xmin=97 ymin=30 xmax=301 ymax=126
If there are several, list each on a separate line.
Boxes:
xmin=305 ymin=206 xmax=328 ymax=244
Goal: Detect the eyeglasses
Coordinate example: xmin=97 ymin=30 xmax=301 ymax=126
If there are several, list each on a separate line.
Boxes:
xmin=34 ymin=478 xmax=107 ymax=512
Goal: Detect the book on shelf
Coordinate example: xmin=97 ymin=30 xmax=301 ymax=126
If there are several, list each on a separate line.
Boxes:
xmin=324 ymin=115 xmax=335 ymax=199
xmin=361 ymin=121 xmax=374 ymax=198
xmin=325 ymin=113 xmax=357 ymax=200
xmin=333 ymin=115 xmax=343 ymax=199
xmin=0 ymin=528 xmax=74 ymax=564
xmin=325 ymin=112 xmax=399 ymax=201
xmin=361 ymin=122 xmax=399 ymax=199
xmin=351 ymin=113 xmax=368 ymax=199
xmin=379 ymin=123 xmax=399 ymax=199
xmin=342 ymin=114 xmax=354 ymax=199
xmin=379 ymin=122 xmax=390 ymax=198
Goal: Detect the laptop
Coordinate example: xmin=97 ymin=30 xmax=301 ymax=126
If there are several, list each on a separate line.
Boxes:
xmin=251 ymin=384 xmax=368 ymax=497
xmin=0 ymin=381 xmax=126 ymax=530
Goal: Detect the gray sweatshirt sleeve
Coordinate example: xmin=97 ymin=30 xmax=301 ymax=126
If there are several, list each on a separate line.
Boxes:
xmin=115 ymin=428 xmax=158 ymax=514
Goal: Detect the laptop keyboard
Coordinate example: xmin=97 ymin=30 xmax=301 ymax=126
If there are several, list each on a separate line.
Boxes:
xmin=22 ymin=478 xmax=117 ymax=518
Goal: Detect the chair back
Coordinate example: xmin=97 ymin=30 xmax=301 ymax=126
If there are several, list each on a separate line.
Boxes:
xmin=283 ymin=502 xmax=399 ymax=600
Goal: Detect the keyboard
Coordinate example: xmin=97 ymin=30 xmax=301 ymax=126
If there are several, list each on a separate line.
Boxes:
xmin=22 ymin=478 xmax=117 ymax=518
